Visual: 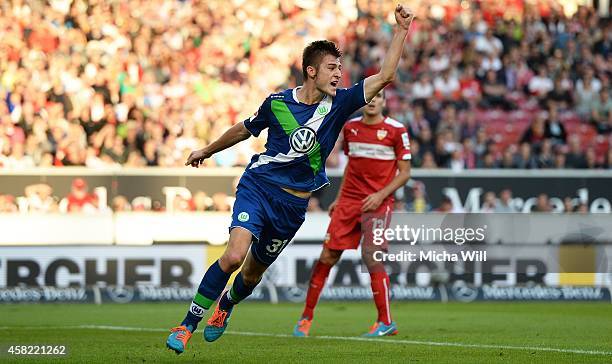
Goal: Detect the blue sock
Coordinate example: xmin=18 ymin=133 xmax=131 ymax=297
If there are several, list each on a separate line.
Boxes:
xmin=218 ymin=272 xmax=260 ymax=311
xmin=181 ymin=260 xmax=231 ymax=332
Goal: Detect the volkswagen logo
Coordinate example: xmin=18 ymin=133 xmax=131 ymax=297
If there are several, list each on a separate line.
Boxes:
xmin=289 ymin=126 xmax=317 ymax=154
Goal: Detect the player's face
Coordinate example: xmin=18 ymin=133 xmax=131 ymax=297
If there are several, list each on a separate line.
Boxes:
xmin=364 ymin=91 xmax=384 ymax=116
xmin=314 ymin=54 xmax=342 ymax=96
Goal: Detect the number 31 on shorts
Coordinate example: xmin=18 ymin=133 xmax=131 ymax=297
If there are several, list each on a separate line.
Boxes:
xmin=266 ymin=239 xmax=289 ymax=254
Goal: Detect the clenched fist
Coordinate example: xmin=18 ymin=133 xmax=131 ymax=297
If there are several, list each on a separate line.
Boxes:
xmin=394 ymin=4 xmax=414 ymax=31
xmin=185 ymin=148 xmax=211 ymax=168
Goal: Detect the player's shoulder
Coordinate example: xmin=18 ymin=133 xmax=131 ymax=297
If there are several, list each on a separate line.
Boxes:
xmin=343 ymin=116 xmax=363 ymax=135
xmin=383 ymin=117 xmax=405 ymax=129
xmin=346 ymin=116 xmax=363 ymax=125
xmin=334 ymin=80 xmax=364 ymax=96
xmin=259 ymin=90 xmax=291 ymax=109
xmin=267 ymin=90 xmax=290 ymax=101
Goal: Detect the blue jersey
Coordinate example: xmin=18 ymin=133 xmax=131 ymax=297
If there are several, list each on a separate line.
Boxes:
xmin=243 ymin=80 xmax=368 ymax=192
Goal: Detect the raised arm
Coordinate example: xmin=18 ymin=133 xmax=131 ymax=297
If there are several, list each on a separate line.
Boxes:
xmin=185 ymin=122 xmax=251 ymax=167
xmin=363 ymin=4 xmax=414 ymax=102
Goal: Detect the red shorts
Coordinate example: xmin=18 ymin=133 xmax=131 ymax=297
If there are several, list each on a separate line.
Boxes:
xmin=324 ymin=198 xmax=393 ymax=250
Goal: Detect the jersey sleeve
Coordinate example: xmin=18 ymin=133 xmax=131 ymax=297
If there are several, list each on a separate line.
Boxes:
xmin=395 ymin=127 xmax=412 ymax=161
xmin=242 ymin=97 xmax=270 ymax=137
xmin=335 ymin=79 xmax=368 ymax=119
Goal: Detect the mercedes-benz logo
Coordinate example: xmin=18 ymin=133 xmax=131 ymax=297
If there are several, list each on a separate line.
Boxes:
xmin=451 ymin=281 xmax=479 ymax=302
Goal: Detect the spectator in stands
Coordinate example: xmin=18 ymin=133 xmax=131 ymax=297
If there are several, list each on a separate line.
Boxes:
xmin=459 ymin=65 xmax=481 ymax=108
xmin=478 ymin=152 xmax=499 ymax=168
xmin=545 ymin=106 xmax=567 ymax=146
xmin=3 ymin=143 xmax=35 ymax=169
xmin=536 ymin=139 xmax=555 ymax=169
xmin=495 ymin=189 xmax=517 ymax=213
xmin=481 ymin=191 xmax=497 ymax=213
xmin=481 ymin=70 xmax=514 ymax=110
xmin=436 ymin=105 xmax=461 ymax=140
xmin=585 ymin=147 xmax=598 ymax=169
xmin=433 ymin=69 xmax=460 ymax=103
xmin=475 ymin=29 xmax=503 ymax=56
xmin=590 ymin=90 xmax=612 ymax=134
xmin=406 ymin=182 xmax=430 ymax=213
xmin=575 ymin=203 xmax=589 ymax=214
xmin=546 ymin=77 xmax=573 ymax=110
xmin=460 ymin=111 xmax=480 ymax=141
xmin=576 ymin=69 xmax=602 ymax=117
xmin=421 ymin=151 xmax=438 ymax=168
xmin=449 ymin=149 xmax=465 ymax=172
xmin=563 ymin=197 xmax=576 ymax=213
xmin=473 ymin=127 xmax=491 ymax=159
xmin=411 ymin=73 xmax=434 ymax=102
xmin=435 ymin=196 xmax=454 ymax=213
xmin=211 ymin=192 xmax=231 ymax=212
xmin=406 ymin=104 xmax=429 ymax=138
xmin=520 ymin=115 xmax=547 ymax=152
xmin=112 ymin=195 xmax=131 ymax=212
xmin=605 ymin=149 xmax=612 ymax=169
xmin=500 ymin=147 xmax=517 ymax=169
xmin=393 ymin=200 xmax=407 ymax=212
xmin=528 ymin=66 xmax=554 ymax=99
xmin=408 ymin=139 xmax=422 ymax=167
xmin=64 ymin=178 xmax=98 ymax=213
xmin=554 ymin=151 xmax=567 ymax=169
xmin=0 ymin=194 xmax=18 ymax=212
xmin=172 ymin=195 xmax=193 ymax=212
xmin=532 ymin=193 xmax=552 ymax=213
xmin=132 ymin=197 xmax=153 ymax=212
xmin=24 ymin=183 xmax=58 ymax=213
xmin=417 ymin=127 xmax=435 ymax=156
xmin=461 ymin=138 xmax=477 ymax=169
xmin=515 ymin=142 xmax=538 ymax=169
xmin=565 ymin=135 xmax=587 ymax=168
xmin=190 ymin=191 xmax=212 ymax=212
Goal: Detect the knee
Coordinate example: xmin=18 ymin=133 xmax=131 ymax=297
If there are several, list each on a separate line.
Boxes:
xmin=361 ymin=249 xmax=379 ymax=269
xmin=319 ymin=248 xmax=341 ymax=266
xmin=219 ymin=250 xmax=246 ymax=272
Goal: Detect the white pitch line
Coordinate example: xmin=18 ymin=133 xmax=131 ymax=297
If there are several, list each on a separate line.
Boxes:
xmin=1 ymin=325 xmax=611 ymax=357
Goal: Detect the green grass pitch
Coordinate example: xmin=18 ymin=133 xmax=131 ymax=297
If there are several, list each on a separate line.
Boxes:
xmin=0 ymin=302 xmax=610 ymax=363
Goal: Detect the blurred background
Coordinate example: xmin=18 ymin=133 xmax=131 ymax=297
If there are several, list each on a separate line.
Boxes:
xmin=0 ymin=0 xmax=610 ymax=304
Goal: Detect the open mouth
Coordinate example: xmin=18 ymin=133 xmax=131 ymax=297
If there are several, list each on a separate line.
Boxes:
xmin=330 ymin=80 xmax=338 ymax=88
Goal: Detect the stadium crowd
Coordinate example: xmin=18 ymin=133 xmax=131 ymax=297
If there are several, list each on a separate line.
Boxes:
xmin=0 ymin=0 xmax=610 ymax=172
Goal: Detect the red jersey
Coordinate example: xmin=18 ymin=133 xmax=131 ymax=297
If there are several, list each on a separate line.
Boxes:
xmin=66 ymin=193 xmax=98 ymax=212
xmin=339 ymin=116 xmax=411 ymax=202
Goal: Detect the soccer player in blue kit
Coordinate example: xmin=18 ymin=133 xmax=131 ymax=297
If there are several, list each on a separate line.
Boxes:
xmin=166 ymin=4 xmax=414 ymax=354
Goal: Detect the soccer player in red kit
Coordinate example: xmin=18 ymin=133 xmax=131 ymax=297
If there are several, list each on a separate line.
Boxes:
xmin=293 ymin=90 xmax=411 ymax=337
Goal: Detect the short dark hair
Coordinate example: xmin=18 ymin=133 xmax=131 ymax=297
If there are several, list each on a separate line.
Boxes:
xmin=302 ymin=40 xmax=342 ymax=79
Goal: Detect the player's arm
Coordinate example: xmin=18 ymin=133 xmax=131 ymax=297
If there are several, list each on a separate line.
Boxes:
xmin=185 ymin=122 xmax=251 ymax=167
xmin=362 ymin=160 xmax=411 ymax=212
xmin=363 ymin=4 xmax=414 ymax=102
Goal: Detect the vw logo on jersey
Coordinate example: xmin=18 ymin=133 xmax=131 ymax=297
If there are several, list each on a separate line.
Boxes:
xmin=289 ymin=126 xmax=317 ymax=154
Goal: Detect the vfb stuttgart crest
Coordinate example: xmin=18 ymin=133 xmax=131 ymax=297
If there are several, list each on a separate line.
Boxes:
xmin=289 ymin=126 xmax=317 ymax=154
xmin=377 ymin=129 xmax=388 ymax=140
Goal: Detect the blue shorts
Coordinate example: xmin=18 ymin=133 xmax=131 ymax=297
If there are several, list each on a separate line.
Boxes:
xmin=230 ymin=173 xmax=309 ymax=266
